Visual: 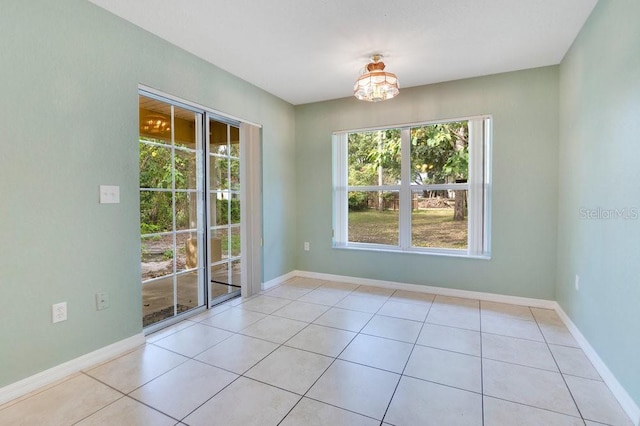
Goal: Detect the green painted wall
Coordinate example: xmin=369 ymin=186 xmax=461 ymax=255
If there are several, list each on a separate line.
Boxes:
xmin=0 ymin=0 xmax=295 ymax=387
xmin=557 ymin=0 xmax=640 ymax=406
xmin=294 ymin=67 xmax=559 ymax=299
xmin=3 ymin=0 xmax=637 ymax=411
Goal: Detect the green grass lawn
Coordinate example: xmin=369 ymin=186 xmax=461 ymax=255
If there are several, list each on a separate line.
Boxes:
xmin=348 ymin=208 xmax=467 ymax=248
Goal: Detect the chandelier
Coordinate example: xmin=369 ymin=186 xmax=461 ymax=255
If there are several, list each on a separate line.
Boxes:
xmin=140 ymin=113 xmax=171 ymax=135
xmin=353 ymin=54 xmax=400 ymax=102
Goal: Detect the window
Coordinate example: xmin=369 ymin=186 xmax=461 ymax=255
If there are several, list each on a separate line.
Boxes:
xmin=333 ymin=116 xmax=491 ymax=257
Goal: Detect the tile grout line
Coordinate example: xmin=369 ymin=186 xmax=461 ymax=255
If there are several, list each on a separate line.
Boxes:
xmin=68 ymin=394 xmax=128 ymax=426
xmin=255 ymin=283 xmax=358 ymax=425
xmin=176 ymin=374 xmax=244 ymax=423
xmin=76 ymin=371 xmax=185 ymax=425
xmin=279 ymin=285 xmax=392 ymax=423
xmin=176 ymin=295 xmax=290 ymax=424
xmin=530 ymin=307 xmax=587 ymax=424
xmin=137 ymin=322 xmax=245 ymax=424
xmin=340 ymin=288 xmax=396 ymax=424
xmin=145 ymin=296 xmax=283 ymax=424
xmin=480 ymin=305 xmax=589 ymax=423
xmin=118 ymin=393 xmax=184 ymax=425
xmin=273 ymin=283 xmax=362 ymax=425
xmin=483 ymin=395 xmax=588 ymax=423
xmin=378 ymin=290 xmax=435 ymax=424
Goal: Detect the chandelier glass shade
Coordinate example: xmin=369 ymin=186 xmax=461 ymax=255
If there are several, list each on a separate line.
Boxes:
xmin=353 ymin=54 xmax=399 ymax=102
xmin=140 ymin=114 xmax=171 ymax=135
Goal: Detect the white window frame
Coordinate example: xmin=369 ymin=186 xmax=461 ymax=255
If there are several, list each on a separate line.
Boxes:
xmin=332 ymin=116 xmax=492 ymax=258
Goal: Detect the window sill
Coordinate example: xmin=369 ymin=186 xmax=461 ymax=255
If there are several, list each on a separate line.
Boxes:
xmin=332 ymin=243 xmax=491 ymax=260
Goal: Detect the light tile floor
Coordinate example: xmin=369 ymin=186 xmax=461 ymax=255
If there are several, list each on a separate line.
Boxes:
xmin=0 ymin=277 xmax=634 ymax=426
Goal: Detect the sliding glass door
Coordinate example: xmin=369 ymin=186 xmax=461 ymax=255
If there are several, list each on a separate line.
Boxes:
xmin=139 ymin=94 xmax=205 ymax=328
xmin=207 ymin=117 xmax=242 ymax=303
xmin=139 ymin=91 xmax=252 ymax=329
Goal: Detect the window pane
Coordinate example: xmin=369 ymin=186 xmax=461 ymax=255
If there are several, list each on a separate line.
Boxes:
xmin=140 ymin=144 xmax=172 ymax=189
xmin=229 ymin=126 xmax=240 ymax=157
xmin=229 ymin=158 xmax=240 ymax=190
xmin=174 ymin=232 xmax=192 ymax=272
xmin=183 ymin=234 xmax=199 ymax=270
xmin=175 ymin=149 xmax=197 ymax=190
xmin=348 ymin=191 xmax=399 ymax=245
xmin=410 ymin=122 xmax=468 ymax=185
xmin=176 ymin=273 xmax=198 ymax=313
xmin=230 ymin=193 xmax=241 ymax=224
xmin=230 ymin=225 xmax=241 ymax=257
xmin=172 ymin=106 xmax=197 ymax=148
xmin=211 ymin=262 xmax=229 ymax=284
xmin=141 ymin=234 xmax=173 ymax=281
xmin=211 ymin=228 xmax=228 ymax=261
xmin=230 ymin=259 xmax=242 ymax=287
xmin=142 ymin=276 xmax=175 ymax=327
xmin=348 ymin=129 xmax=401 ymax=186
xmin=209 ymin=120 xmax=228 ymax=155
xmin=411 ymin=190 xmax=468 ymax=249
xmin=139 ymin=96 xmax=171 ymax=142
xmin=140 ymin=191 xmax=172 ymax=233
xmin=211 ymin=195 xmax=229 ymax=226
xmin=210 ymin=156 xmax=228 ymax=190
xmin=175 ymin=191 xmax=197 ymax=231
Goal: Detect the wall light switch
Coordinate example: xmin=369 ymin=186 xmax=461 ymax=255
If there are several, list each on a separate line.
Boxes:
xmin=99 ymin=185 xmax=120 ymax=204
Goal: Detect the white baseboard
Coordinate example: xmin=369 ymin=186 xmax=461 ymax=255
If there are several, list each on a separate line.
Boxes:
xmin=261 ymin=270 xmax=299 ymax=291
xmin=291 ymin=270 xmax=557 ymax=309
xmin=554 ymin=305 xmax=640 ymax=426
xmin=0 ymin=333 xmax=145 ymax=407
xmin=269 ymin=270 xmax=639 ymax=425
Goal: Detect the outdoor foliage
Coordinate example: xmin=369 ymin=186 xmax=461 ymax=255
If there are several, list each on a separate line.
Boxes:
xmin=348 ymin=191 xmax=369 ymax=211
xmin=139 ymin=139 xmax=195 ymax=234
xmin=216 ymin=198 xmax=241 ymax=224
xmin=140 ymin=138 xmax=241 ymax=234
xmin=410 ymin=122 xmax=468 ymax=185
xmin=211 ymin=155 xmax=240 ymax=191
xmin=348 ymin=129 xmax=401 ymax=187
xmin=347 ymin=121 xmax=469 ymax=222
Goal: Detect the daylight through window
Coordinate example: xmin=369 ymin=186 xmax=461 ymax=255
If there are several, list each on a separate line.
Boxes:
xmin=333 ymin=116 xmax=491 ymax=257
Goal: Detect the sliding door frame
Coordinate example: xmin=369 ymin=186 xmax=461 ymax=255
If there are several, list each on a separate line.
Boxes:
xmin=240 ymin=123 xmax=262 ymax=297
xmin=139 ymin=85 xmax=263 ymax=325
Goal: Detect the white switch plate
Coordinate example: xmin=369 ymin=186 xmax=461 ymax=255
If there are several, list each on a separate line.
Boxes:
xmin=52 ymin=302 xmax=67 ymax=323
xmin=99 ymin=185 xmax=120 ymax=204
xmin=304 ymin=241 xmax=310 ymax=251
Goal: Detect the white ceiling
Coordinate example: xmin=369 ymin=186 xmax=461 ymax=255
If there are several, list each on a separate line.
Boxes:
xmin=89 ymin=0 xmax=598 ymax=105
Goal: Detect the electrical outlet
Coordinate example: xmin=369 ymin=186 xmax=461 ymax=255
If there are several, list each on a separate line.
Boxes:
xmin=304 ymin=241 xmax=310 ymax=251
xmin=52 ymin=302 xmax=67 ymax=323
xmin=575 ymin=275 xmax=580 ymax=291
xmin=96 ymin=292 xmax=109 ymax=310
